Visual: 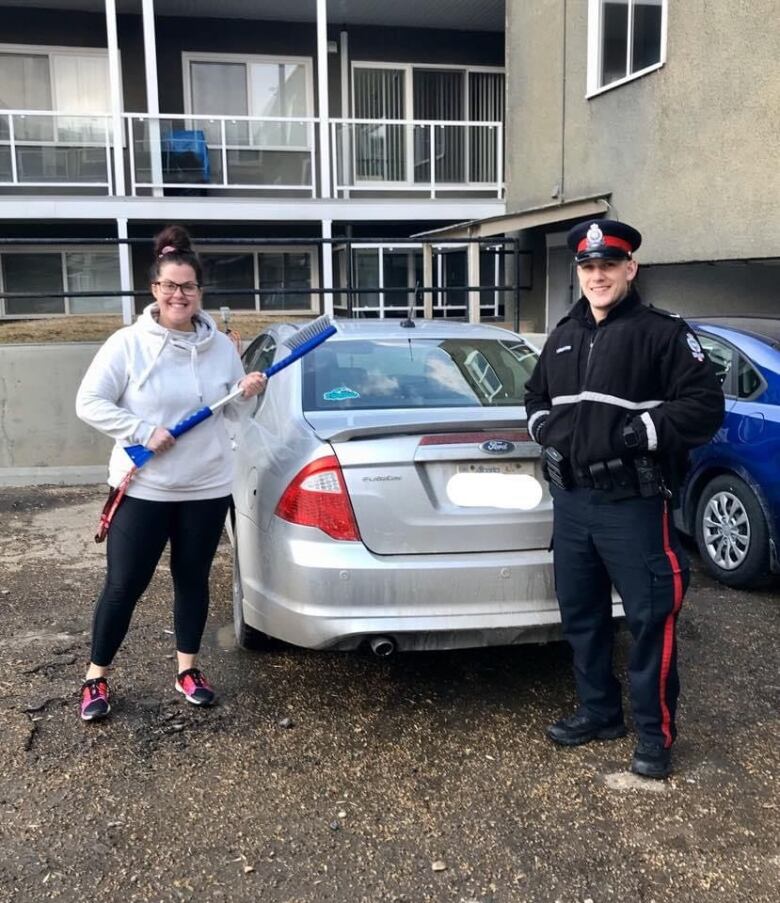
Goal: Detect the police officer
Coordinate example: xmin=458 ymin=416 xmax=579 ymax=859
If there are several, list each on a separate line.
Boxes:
xmin=524 ymin=219 xmax=724 ymax=778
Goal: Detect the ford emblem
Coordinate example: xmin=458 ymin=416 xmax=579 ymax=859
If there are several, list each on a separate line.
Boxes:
xmin=481 ymin=439 xmax=515 ymax=455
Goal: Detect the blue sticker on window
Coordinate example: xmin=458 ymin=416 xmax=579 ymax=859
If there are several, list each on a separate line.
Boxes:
xmin=323 ymin=386 xmax=360 ymax=401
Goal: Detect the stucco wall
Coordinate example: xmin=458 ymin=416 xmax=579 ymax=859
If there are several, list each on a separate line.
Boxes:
xmin=0 ymin=344 xmax=111 ymax=469
xmin=506 ymin=0 xmax=780 ymax=264
xmin=640 ymin=261 xmax=780 ymax=317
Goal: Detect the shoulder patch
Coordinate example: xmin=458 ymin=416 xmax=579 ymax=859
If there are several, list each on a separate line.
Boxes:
xmin=685 ymin=331 xmax=706 ymax=362
xmin=647 ymin=305 xmax=682 ymax=320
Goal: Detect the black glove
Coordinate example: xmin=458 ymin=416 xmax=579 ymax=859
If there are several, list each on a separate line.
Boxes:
xmin=622 ymin=415 xmax=649 ymax=452
xmin=530 ymin=414 xmax=548 ymax=445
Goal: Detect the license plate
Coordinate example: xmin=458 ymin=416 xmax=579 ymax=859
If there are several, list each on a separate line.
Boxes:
xmin=457 ymin=461 xmax=533 ymax=476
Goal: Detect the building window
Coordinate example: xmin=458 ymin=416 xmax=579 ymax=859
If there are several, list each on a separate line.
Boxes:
xmin=0 ymin=248 xmax=120 ymax=317
xmin=0 ymin=45 xmax=111 ymax=140
xmin=183 ymin=53 xmax=313 ymax=149
xmin=199 ymin=248 xmax=317 ymax=314
xmin=201 ymin=253 xmax=256 ymax=310
xmin=333 ymin=244 xmax=506 ymax=320
xmin=258 ymin=252 xmax=312 ymax=312
xmin=587 ymin=1 xmax=667 ymax=96
xmin=347 ymin=63 xmax=504 ymax=187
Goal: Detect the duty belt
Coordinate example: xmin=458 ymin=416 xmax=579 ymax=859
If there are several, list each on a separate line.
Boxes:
xmin=574 ymin=458 xmax=637 ymax=492
xmin=576 ymin=456 xmax=666 ymax=498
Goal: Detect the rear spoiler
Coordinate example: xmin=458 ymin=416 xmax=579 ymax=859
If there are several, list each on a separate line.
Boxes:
xmin=317 ymin=419 xmax=532 ymax=443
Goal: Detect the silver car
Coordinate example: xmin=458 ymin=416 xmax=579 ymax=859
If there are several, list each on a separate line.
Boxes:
xmin=230 ymin=319 xmax=585 ymax=655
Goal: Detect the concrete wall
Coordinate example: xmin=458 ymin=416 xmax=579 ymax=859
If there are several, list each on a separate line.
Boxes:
xmin=506 ymin=0 xmax=780 ymax=264
xmin=0 ymin=344 xmax=111 ymax=469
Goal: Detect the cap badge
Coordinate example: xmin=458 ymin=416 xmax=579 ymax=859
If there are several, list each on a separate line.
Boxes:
xmin=585 ymin=223 xmax=604 ymax=248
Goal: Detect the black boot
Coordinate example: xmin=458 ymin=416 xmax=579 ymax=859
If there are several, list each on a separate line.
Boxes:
xmin=630 ymin=741 xmax=672 ymax=779
xmin=546 ymin=710 xmax=627 ymax=746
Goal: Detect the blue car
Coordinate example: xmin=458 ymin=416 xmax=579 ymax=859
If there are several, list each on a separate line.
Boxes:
xmin=675 ymin=317 xmax=780 ymax=588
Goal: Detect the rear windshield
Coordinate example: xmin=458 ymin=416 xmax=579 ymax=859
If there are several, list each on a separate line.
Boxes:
xmin=302 ymin=337 xmax=538 ymax=411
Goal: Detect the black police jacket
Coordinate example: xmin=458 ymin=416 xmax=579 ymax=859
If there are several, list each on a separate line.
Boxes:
xmin=524 ymin=290 xmax=725 ymax=484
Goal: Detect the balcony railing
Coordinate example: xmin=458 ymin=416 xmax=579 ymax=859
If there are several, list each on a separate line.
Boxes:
xmin=330 ymin=118 xmax=504 ymax=199
xmin=126 ymin=112 xmax=319 ymax=196
xmin=0 ymin=110 xmax=114 ymax=191
xmin=0 ymin=110 xmax=505 ymax=200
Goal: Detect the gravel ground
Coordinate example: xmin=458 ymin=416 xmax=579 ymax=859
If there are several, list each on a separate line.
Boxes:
xmin=0 ymin=485 xmax=777 ymax=903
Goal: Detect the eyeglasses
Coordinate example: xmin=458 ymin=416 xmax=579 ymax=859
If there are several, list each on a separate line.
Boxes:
xmin=153 ymin=280 xmax=201 ymax=297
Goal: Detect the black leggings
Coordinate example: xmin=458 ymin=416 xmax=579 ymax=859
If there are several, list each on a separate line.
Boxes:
xmin=90 ymin=494 xmax=231 ymax=667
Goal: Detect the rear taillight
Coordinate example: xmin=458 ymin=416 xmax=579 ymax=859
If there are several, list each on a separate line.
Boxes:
xmin=275 ymin=455 xmax=360 ymax=542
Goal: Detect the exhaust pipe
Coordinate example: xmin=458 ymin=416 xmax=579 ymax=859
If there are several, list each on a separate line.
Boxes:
xmin=369 ymin=636 xmax=396 ymax=658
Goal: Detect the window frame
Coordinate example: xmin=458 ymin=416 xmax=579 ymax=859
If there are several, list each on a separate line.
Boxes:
xmin=198 ymin=244 xmax=319 ymax=315
xmin=0 ymin=244 xmax=121 ymax=318
xmin=350 ymin=61 xmax=506 ymax=121
xmin=0 ymin=42 xmax=114 ymax=113
xmin=181 ymin=51 xmax=315 ymax=153
xmin=586 ymin=0 xmax=668 ymax=98
xmin=0 ymin=42 xmax=122 ymax=165
xmin=696 ymin=329 xmax=769 ymax=403
xmin=349 ymin=61 xmax=505 ymax=188
xmin=734 ymin=351 xmax=767 ymax=402
xmin=338 ymin=241 xmax=506 ymax=321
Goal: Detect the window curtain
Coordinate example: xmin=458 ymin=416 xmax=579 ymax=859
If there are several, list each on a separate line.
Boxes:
xmin=0 ymin=53 xmax=52 ymax=141
xmin=51 ymin=55 xmax=111 ymax=142
xmin=250 ymin=63 xmax=309 ymax=147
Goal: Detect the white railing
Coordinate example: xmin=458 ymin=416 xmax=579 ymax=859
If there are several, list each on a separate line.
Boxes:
xmin=330 ymin=118 xmax=504 ymax=199
xmin=0 ymin=110 xmax=506 ymax=200
xmin=0 ymin=110 xmax=114 ymax=191
xmin=124 ymin=112 xmax=319 ymax=196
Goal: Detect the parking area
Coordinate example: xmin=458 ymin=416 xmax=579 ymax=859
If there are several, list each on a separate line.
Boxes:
xmin=0 ymin=484 xmax=778 ymax=903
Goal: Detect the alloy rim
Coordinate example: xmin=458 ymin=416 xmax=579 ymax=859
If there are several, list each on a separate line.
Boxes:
xmin=702 ymin=490 xmax=751 ymax=571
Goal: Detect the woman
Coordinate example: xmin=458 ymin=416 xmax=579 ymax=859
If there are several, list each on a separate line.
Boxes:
xmin=75 ymin=225 xmax=266 ymax=721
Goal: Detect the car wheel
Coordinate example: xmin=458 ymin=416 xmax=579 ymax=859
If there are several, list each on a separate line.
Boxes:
xmin=694 ymin=474 xmax=770 ymax=588
xmin=232 ymin=543 xmax=273 ymax=651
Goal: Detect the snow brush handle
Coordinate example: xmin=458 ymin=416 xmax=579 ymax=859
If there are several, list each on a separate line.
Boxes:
xmin=122 ymin=386 xmax=245 ymax=468
xmin=123 ymin=407 xmax=213 ymax=468
xmin=121 ymin=326 xmax=335 ymax=469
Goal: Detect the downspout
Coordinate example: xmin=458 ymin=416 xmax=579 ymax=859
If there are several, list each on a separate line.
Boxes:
xmin=560 ymin=0 xmax=567 ymax=201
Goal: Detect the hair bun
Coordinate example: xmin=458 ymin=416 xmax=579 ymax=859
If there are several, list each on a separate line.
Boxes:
xmin=153 ymin=224 xmax=193 ymax=259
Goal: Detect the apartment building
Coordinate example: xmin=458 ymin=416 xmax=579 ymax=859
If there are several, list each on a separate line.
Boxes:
xmin=427 ymin=0 xmax=778 ymax=332
xmin=0 ymin=0 xmax=509 ymax=323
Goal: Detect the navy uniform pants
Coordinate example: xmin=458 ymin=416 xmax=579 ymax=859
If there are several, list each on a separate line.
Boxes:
xmin=551 ymin=486 xmax=690 ymax=748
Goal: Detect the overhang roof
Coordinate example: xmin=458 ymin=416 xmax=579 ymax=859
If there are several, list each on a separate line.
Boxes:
xmin=412 ymin=195 xmax=612 ymax=240
xmin=5 ymin=0 xmax=505 ymax=31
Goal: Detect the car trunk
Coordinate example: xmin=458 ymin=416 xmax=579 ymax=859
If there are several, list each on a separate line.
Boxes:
xmin=307 ymin=411 xmax=551 ymax=555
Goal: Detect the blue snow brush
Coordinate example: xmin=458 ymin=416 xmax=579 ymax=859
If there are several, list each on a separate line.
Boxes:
xmin=95 ymin=316 xmax=337 ymax=542
xmin=123 ymin=315 xmax=337 ymax=469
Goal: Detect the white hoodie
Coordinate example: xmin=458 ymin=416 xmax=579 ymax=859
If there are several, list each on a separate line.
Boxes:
xmin=76 ymin=304 xmax=250 ymax=501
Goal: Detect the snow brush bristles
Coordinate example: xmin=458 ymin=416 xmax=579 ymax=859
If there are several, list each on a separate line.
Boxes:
xmin=266 ymin=315 xmax=337 ymax=376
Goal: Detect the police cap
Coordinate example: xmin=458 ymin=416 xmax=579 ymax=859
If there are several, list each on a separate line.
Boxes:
xmin=566 ymin=219 xmax=642 ymax=263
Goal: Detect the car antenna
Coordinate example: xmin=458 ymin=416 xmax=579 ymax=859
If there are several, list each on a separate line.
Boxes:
xmin=400 ymin=283 xmax=418 ymax=328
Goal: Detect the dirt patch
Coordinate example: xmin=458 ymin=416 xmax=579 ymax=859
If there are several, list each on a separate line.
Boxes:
xmin=0 ymin=486 xmax=778 ymax=903
xmin=0 ymin=313 xmax=309 ymax=345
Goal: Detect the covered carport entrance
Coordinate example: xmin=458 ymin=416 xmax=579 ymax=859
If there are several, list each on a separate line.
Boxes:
xmin=413 ymin=194 xmax=611 ymax=332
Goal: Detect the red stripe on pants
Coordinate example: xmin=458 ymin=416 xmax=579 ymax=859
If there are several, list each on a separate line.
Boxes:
xmin=659 ymin=500 xmax=684 ymax=747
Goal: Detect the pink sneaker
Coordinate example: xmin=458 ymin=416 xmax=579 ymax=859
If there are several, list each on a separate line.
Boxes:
xmin=80 ymin=677 xmax=111 ymax=721
xmin=175 ymin=668 xmax=216 ymax=706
